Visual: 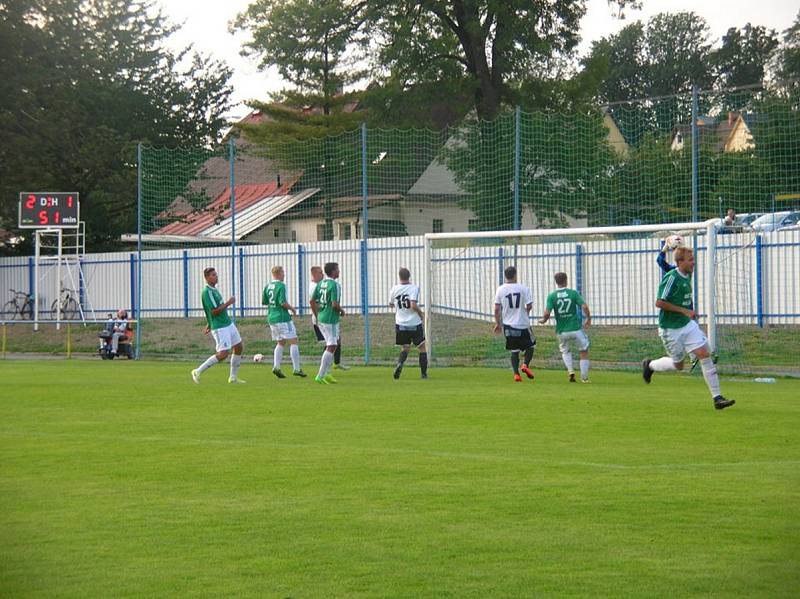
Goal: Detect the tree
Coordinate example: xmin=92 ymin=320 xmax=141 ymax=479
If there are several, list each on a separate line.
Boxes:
xmin=0 ymin=0 xmax=233 ymax=252
xmin=372 ymin=0 xmax=639 ymax=120
xmin=711 ymin=24 xmax=778 ymax=90
xmin=232 ymin=0 xmax=370 ymax=116
xmin=774 ymin=10 xmax=800 ymax=83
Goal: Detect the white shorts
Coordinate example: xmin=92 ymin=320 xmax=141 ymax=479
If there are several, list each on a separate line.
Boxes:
xmin=211 ymin=323 xmax=242 ymax=352
xmin=659 ymin=320 xmax=707 ymax=362
xmin=558 ymin=330 xmax=590 ymax=353
xmin=317 ymin=322 xmax=340 ymax=346
xmin=270 ymin=321 xmax=297 ymax=341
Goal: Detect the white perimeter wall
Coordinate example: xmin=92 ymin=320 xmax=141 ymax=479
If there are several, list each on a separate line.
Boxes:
xmin=1 ymin=229 xmax=798 ymax=325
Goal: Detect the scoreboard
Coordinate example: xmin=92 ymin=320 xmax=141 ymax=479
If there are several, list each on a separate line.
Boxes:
xmin=18 ymin=192 xmax=80 ymax=228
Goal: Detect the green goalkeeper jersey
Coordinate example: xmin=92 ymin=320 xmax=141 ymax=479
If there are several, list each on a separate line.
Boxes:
xmin=201 ymin=285 xmax=232 ymax=330
xmin=545 ymin=287 xmax=585 ymax=334
xmin=312 ymin=278 xmax=341 ymax=324
xmin=262 ymin=280 xmax=291 ymax=324
xmin=657 ymin=269 xmax=692 ymax=329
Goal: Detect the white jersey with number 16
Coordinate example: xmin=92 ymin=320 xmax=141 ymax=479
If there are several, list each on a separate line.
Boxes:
xmin=389 ymin=283 xmax=422 ymax=326
xmin=494 ymin=283 xmax=533 ymax=328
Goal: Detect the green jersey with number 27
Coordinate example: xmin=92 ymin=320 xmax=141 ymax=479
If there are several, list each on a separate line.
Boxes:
xmin=545 ymin=288 xmax=585 ymax=334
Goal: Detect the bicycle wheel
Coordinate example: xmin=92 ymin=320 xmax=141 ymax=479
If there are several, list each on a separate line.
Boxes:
xmin=2 ymin=300 xmax=18 ymax=320
xmin=51 ymin=299 xmax=60 ymax=319
xmin=63 ymin=298 xmax=80 ymax=320
xmin=21 ymin=299 xmax=33 ymax=320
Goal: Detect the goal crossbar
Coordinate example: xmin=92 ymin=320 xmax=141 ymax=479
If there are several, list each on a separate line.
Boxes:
xmin=422 ymin=220 xmax=720 ymax=360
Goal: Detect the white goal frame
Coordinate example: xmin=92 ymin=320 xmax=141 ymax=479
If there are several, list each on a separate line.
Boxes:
xmin=423 ymin=220 xmax=720 ymax=360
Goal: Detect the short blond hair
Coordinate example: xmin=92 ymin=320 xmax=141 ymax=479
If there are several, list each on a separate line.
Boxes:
xmin=271 ymin=265 xmax=283 ymax=276
xmin=310 ymin=265 xmax=322 ymax=274
xmin=674 ymin=247 xmax=693 ymax=264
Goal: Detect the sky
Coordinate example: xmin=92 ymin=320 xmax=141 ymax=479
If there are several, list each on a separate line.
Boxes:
xmin=159 ymin=0 xmax=800 ymax=121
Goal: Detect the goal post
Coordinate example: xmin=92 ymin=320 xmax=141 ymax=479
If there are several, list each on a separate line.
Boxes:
xmin=423 ymin=221 xmax=723 ymax=370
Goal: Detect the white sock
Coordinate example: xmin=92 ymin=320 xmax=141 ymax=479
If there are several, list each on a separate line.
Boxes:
xmin=290 ymin=344 xmax=301 ymax=371
xmin=649 ymin=357 xmax=678 ymax=372
xmin=273 ymin=344 xmax=284 ymax=369
xmin=700 ymin=357 xmax=721 ymax=398
xmin=230 ymin=354 xmax=241 ymax=379
xmin=580 ymin=359 xmax=590 ymax=380
xmin=197 ymin=355 xmax=218 ymax=373
xmin=318 ymin=350 xmax=335 ymax=377
xmin=561 ymin=352 xmax=574 ymax=373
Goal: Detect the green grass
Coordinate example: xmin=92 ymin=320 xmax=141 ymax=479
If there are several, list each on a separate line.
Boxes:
xmin=1 ymin=362 xmax=799 ymax=597
xmin=4 ymin=317 xmax=800 ymax=376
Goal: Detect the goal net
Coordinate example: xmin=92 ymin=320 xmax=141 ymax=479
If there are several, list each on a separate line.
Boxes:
xmin=423 ymin=222 xmax=788 ymax=376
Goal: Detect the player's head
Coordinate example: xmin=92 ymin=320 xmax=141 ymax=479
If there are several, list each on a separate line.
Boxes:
xmin=310 ymin=265 xmax=323 ymax=282
xmin=271 ymin=265 xmax=284 ymax=281
xmin=554 ymin=272 xmax=568 ymax=287
xmin=504 ymin=266 xmax=517 ymax=282
xmin=324 ymin=262 xmax=339 ymax=279
xmin=674 ymin=247 xmax=695 ymax=273
xmin=203 ymin=267 xmax=218 ymax=285
xmin=399 ymin=267 xmax=411 ymax=282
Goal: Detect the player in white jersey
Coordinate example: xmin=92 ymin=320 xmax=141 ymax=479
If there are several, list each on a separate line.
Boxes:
xmin=493 ymin=266 xmax=535 ymax=382
xmin=309 ymin=265 xmax=349 ymax=370
xmin=388 ymin=268 xmax=428 ymax=380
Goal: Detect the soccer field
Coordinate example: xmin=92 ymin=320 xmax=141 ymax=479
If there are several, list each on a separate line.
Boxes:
xmin=1 ymin=362 xmax=798 ymax=597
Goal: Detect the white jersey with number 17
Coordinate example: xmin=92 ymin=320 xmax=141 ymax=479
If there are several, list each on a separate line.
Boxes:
xmin=494 ymin=283 xmax=533 ymax=328
xmin=389 ymin=283 xmax=422 ymax=326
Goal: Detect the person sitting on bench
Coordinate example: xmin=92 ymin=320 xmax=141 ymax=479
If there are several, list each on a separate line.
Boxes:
xmin=111 ymin=309 xmax=129 ymax=356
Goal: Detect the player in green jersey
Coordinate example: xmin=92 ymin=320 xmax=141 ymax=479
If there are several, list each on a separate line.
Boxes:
xmin=642 ymin=248 xmax=735 ymax=410
xmin=191 ymin=267 xmax=245 ymax=384
xmin=310 ymin=262 xmax=345 ymax=384
xmin=539 ymin=272 xmax=592 ymax=383
xmin=262 ymin=266 xmax=306 ymax=379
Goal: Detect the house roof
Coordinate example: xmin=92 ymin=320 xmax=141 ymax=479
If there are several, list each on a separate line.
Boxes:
xmin=671 ymin=112 xmax=760 ymax=152
xmin=154 ymin=178 xmax=300 ymax=237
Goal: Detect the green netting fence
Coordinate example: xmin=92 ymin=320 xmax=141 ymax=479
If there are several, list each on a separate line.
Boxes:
xmin=129 ymin=85 xmax=800 ymax=370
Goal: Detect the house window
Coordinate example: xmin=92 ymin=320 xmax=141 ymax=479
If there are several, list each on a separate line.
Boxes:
xmin=317 ymin=223 xmax=333 ymax=241
xmin=273 ymin=228 xmax=280 ymax=238
xmin=468 ymin=219 xmax=480 ymax=232
xmin=433 ymin=219 xmax=444 ymax=233
xmin=290 ymin=230 xmax=297 ymax=242
xmin=339 ymin=223 xmax=352 ymax=240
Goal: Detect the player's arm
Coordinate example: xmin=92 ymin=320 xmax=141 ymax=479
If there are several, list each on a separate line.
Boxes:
xmin=309 ymin=298 xmax=319 ymax=318
xmin=211 ymin=298 xmax=233 ymax=316
xmin=331 ymin=284 xmax=345 ymax=316
xmin=657 ymin=241 xmax=675 ymax=274
xmin=410 ymin=300 xmax=424 ymax=320
xmin=581 ymin=304 xmax=591 ymax=329
xmin=539 ymin=293 xmax=553 ymax=324
xmin=279 ymin=288 xmax=296 ymax=315
xmin=493 ymin=303 xmax=502 ymax=333
xmin=656 ymin=298 xmax=696 ymax=320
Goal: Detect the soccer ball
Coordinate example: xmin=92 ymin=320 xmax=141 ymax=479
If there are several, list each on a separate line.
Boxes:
xmin=665 ymin=234 xmax=684 ymax=250
xmin=253 ymin=353 xmax=264 ymax=363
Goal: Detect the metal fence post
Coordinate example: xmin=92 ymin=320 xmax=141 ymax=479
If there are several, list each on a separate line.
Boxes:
xmin=361 ymin=122 xmax=370 ymax=365
xmin=514 ymin=106 xmax=521 ymax=230
xmin=691 ymin=85 xmax=699 ymax=222
xmin=756 ymin=234 xmax=764 ymax=327
xmin=297 ymin=244 xmax=305 ymax=316
xmin=238 ymin=247 xmax=245 ymax=318
xmin=135 ymin=143 xmax=142 ymax=359
xmin=575 ymin=244 xmax=584 ymax=296
xmin=182 ymin=250 xmax=189 ymax=318
xmin=229 ymin=138 xmax=237 ymax=318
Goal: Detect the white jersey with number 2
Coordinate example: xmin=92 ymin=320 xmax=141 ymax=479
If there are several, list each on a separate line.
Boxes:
xmin=389 ymin=283 xmax=422 ymax=326
xmin=494 ymin=283 xmax=533 ymax=328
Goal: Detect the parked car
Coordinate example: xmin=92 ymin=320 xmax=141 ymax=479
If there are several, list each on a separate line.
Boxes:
xmin=735 ymin=212 xmax=764 ymax=227
xmin=750 ymin=211 xmax=800 ymax=232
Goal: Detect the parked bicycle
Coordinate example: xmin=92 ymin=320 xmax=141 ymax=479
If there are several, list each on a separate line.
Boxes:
xmin=51 ymin=287 xmax=80 ymax=320
xmin=3 ymin=289 xmax=34 ymax=320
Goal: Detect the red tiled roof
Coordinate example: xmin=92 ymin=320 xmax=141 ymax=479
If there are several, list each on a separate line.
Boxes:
xmin=155 ymin=178 xmax=299 ymax=237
